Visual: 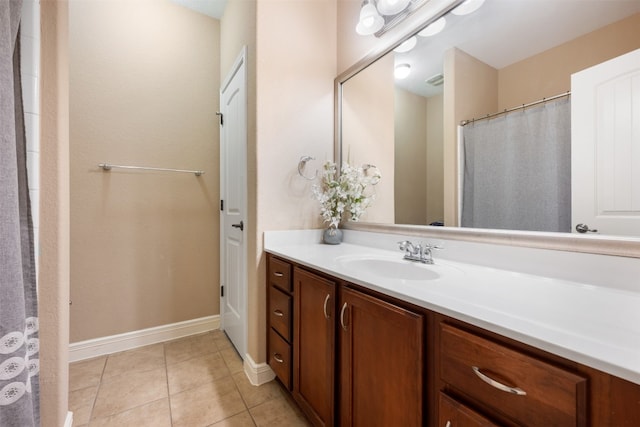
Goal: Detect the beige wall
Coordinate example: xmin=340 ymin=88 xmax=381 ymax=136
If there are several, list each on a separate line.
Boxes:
xmin=443 ymin=48 xmax=498 ymax=226
xmin=499 ymin=13 xmax=640 ymax=109
xmin=253 ymin=0 xmax=337 ymax=362
xmin=426 ymin=93 xmax=444 ymax=224
xmin=395 ymin=88 xmax=427 ymax=225
xmin=342 ymin=54 xmax=395 ymax=223
xmin=69 ymin=0 xmax=221 ymax=342
xmin=40 ymin=1 xmax=70 ymax=425
xmin=337 ymin=0 xmax=378 ymax=74
xmin=393 ymin=89 xmax=444 ymax=226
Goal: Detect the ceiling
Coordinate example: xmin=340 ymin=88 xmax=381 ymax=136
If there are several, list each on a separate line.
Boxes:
xmin=169 ymin=0 xmax=228 ymax=19
xmin=393 ymin=0 xmax=640 ymax=97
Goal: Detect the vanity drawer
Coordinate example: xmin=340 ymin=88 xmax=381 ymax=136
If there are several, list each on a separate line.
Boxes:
xmin=440 ymin=323 xmax=587 ymax=426
xmin=269 ymin=327 xmax=292 ymax=390
xmin=269 ymin=257 xmax=292 ymax=292
xmin=439 ymin=392 xmax=500 ymax=427
xmin=269 ymin=286 xmax=292 ymax=342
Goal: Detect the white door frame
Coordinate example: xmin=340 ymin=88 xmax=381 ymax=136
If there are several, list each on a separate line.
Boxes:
xmin=220 ymin=46 xmax=248 ymax=358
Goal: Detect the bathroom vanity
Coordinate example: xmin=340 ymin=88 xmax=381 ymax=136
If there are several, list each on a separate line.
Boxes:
xmin=265 ymin=230 xmax=640 ymax=427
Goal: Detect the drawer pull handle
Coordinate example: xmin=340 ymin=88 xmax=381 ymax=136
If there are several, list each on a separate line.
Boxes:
xmin=273 ymin=271 xmax=284 ymax=277
xmin=445 ymin=422 xmax=451 ymax=427
xmin=273 ymin=353 xmax=284 ymax=363
xmin=273 ymin=309 xmax=284 ymax=317
xmin=472 ymin=366 xmax=527 ymax=396
xmin=323 ymin=294 xmax=331 ymax=319
xmin=340 ymin=302 xmax=348 ymax=331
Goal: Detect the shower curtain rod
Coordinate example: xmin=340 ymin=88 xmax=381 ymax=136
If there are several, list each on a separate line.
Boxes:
xmin=460 ymin=91 xmax=571 ymax=126
xmin=98 ymin=163 xmax=204 ymax=176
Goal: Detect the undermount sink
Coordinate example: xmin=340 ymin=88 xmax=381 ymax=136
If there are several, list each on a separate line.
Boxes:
xmin=337 ymin=255 xmax=460 ymax=281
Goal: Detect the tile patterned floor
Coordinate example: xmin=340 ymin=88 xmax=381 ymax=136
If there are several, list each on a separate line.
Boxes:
xmin=69 ymin=330 xmax=311 ymax=427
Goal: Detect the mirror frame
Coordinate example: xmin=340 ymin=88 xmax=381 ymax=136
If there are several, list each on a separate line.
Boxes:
xmin=334 ymin=0 xmax=640 ymax=259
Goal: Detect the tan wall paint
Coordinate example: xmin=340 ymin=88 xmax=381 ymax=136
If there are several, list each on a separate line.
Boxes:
xmin=395 ymin=88 xmax=427 ymax=225
xmin=342 ymin=54 xmax=395 ymax=223
xmin=337 ymin=0 xmax=380 ymax=74
xmin=426 ymin=93 xmax=444 ymax=224
xmin=499 ymin=13 xmax=640 ymax=109
xmin=40 ymin=0 xmax=70 ymax=425
xmin=443 ymin=48 xmax=498 ymax=226
xmin=253 ymin=0 xmax=336 ymax=362
xmin=69 ymin=0 xmax=221 ymax=342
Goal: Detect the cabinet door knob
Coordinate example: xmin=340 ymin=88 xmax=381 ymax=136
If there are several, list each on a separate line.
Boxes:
xmin=472 ymin=366 xmax=527 ymax=396
xmin=445 ymin=422 xmax=451 ymax=427
xmin=273 ymin=353 xmax=284 ymax=363
xmin=323 ymin=294 xmax=331 ymax=319
xmin=273 ymin=309 xmax=284 ymax=317
xmin=340 ymin=302 xmax=348 ymax=331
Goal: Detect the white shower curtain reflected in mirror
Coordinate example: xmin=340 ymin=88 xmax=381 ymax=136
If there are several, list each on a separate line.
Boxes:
xmin=0 ymin=1 xmax=40 ymax=425
xmin=461 ymin=97 xmax=571 ymax=232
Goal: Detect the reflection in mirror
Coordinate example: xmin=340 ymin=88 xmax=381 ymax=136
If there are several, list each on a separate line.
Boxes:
xmin=339 ymin=0 xmax=640 ymax=237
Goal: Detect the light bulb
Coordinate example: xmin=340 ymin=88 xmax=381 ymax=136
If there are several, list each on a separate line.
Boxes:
xmin=356 ymin=1 xmax=385 ymax=35
xmin=418 ymin=17 xmax=446 ymax=37
xmin=377 ymin=0 xmax=411 ymax=16
xmin=451 ymin=0 xmax=485 ymax=16
xmin=394 ymin=64 xmax=411 ymax=79
xmin=394 ymin=36 xmax=417 ymax=53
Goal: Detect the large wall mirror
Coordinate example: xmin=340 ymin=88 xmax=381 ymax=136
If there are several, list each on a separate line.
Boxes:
xmin=337 ymin=0 xmax=640 ymax=250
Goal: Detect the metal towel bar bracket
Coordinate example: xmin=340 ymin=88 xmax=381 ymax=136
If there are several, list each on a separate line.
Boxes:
xmin=99 ymin=163 xmax=204 ymax=176
xmin=298 ymin=156 xmax=318 ymax=181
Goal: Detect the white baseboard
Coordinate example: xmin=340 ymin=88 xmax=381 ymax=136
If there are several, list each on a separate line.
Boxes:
xmin=63 ymin=411 xmax=73 ymax=427
xmin=244 ymin=352 xmax=275 ymax=386
xmin=69 ymin=315 xmax=220 ymax=362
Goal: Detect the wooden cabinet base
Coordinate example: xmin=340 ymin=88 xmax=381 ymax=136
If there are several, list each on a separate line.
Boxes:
xmin=339 ymin=286 xmax=424 ymax=427
xmin=266 ymin=254 xmax=640 ymax=427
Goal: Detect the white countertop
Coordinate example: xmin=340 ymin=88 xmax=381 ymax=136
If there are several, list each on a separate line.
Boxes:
xmin=264 ymin=230 xmax=640 ymax=385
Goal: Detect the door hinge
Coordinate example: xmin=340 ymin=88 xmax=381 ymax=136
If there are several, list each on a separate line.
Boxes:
xmin=220 ymin=200 xmax=224 ymax=211
xmin=221 ymin=285 xmax=224 ymax=297
xmin=216 ymin=112 xmax=223 ymax=126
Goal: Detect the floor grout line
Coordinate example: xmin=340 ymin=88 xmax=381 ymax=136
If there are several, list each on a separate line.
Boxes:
xmin=70 ymin=332 xmax=308 ymax=427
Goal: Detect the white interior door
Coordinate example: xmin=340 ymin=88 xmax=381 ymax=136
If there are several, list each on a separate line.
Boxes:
xmin=220 ymin=47 xmax=248 ymax=358
xmin=571 ymin=48 xmax=640 ymax=236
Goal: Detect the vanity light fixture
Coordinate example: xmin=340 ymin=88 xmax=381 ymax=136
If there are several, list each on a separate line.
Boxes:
xmin=394 ymin=63 xmax=411 ymax=79
xmin=356 ymin=0 xmax=429 ymax=38
xmin=376 ymin=0 xmax=411 ymax=16
xmin=451 ymin=0 xmax=485 ymax=16
xmin=393 ymin=36 xmax=417 ymax=53
xmin=356 ymin=0 xmax=385 ymax=35
xmin=418 ymin=16 xmax=446 ymax=37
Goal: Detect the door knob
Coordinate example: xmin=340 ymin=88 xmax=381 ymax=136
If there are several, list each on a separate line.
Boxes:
xmin=575 ymin=223 xmax=597 ymax=233
xmin=232 ymin=221 xmax=244 ymax=231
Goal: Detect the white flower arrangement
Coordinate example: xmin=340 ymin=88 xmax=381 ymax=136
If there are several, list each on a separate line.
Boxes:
xmin=312 ymin=161 xmax=381 ymax=229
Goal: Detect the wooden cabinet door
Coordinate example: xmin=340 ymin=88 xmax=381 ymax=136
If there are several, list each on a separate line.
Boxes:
xmin=339 ymin=287 xmax=424 ymax=427
xmin=293 ymin=267 xmax=336 ymax=427
xmin=439 ymin=393 xmax=500 ymax=427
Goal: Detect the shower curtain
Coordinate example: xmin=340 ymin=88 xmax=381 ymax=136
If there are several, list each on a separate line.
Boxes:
xmin=461 ymin=97 xmax=571 ymax=232
xmin=0 ymin=1 xmax=41 ymax=426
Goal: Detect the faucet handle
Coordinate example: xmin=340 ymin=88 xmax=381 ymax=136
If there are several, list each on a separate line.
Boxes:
xmin=422 ymin=242 xmax=443 ymax=250
xmin=398 ymin=240 xmax=412 ymax=251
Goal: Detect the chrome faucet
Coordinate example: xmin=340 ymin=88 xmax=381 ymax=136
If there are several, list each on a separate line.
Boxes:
xmin=398 ymin=240 xmax=441 ymax=264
